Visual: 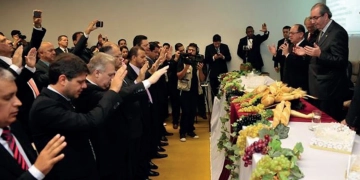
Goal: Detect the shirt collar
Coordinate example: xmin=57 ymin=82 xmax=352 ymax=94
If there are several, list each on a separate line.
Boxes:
xmin=86 ymin=78 xmax=98 ymax=86
xmin=40 ymin=60 xmax=50 ymax=66
xmin=321 ymin=19 xmax=333 ymax=34
xmin=296 ymin=38 xmax=305 ymax=46
xmin=0 ymin=126 xmax=10 ymax=137
xmin=0 ymin=56 xmax=12 ymax=65
xmin=129 ymin=62 xmax=140 ymax=75
xmin=47 ymin=85 xmax=71 ymax=101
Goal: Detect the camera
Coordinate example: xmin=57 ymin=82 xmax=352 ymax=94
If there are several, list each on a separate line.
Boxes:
xmin=19 ymin=34 xmax=27 ymax=40
xmin=181 ymin=53 xmax=203 ymax=65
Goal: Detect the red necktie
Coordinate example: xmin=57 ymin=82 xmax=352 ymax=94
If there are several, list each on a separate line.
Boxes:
xmin=1 ymin=127 xmax=29 ymax=170
xmin=28 ymin=78 xmax=39 ymax=97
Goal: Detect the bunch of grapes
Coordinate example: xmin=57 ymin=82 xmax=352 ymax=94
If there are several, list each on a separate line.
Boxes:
xmin=237 ymin=123 xmax=269 ymax=156
xmin=239 ymin=103 xmax=265 ymax=113
xmin=232 ymin=92 xmax=254 ymax=103
xmin=234 ymin=114 xmax=262 ymax=134
xmin=251 ymin=155 xmax=291 ymax=180
xmin=242 ymin=135 xmax=271 ymax=167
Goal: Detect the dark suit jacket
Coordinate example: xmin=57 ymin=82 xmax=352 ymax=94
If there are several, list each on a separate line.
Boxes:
xmin=55 ymin=47 xmax=70 ymax=56
xmin=29 ymin=88 xmax=121 ymax=180
xmin=283 ymin=40 xmax=311 ymax=91
xmin=0 ymin=122 xmax=38 ymax=180
xmin=237 ymin=32 xmax=269 ymax=69
xmin=69 ymin=35 xmax=92 ymax=64
xmin=204 ymin=43 xmax=231 ymax=78
xmin=308 ymin=20 xmax=349 ymax=100
xmin=304 ymin=29 xmax=319 ymax=46
xmin=346 ymin=75 xmax=360 ymax=130
xmin=34 ymin=60 xmax=49 ymax=90
xmin=272 ymin=38 xmax=288 ymax=68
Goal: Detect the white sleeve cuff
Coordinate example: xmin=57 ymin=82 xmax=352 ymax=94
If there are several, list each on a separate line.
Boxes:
xmin=212 ymin=56 xmax=215 ymax=61
xmin=10 ymin=64 xmax=22 ymax=75
xmin=83 ymin=32 xmax=89 ymax=38
xmin=142 ymin=80 xmax=151 ymax=89
xmin=25 ymin=65 xmax=36 ymax=73
xmin=29 ymin=165 xmax=45 ymax=180
xmin=33 ymin=27 xmax=43 ymax=31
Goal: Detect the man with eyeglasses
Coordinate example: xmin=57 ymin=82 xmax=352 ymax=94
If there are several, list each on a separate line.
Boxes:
xmin=294 ymin=3 xmax=349 ymax=121
xmin=268 ymin=26 xmax=290 ymax=80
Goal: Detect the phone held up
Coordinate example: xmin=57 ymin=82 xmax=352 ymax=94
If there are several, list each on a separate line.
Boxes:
xmin=96 ymin=21 xmax=104 ymax=28
xmin=33 ymin=10 xmax=42 ymax=18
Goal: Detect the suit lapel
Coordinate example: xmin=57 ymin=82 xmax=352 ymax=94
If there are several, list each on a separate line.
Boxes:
xmin=42 ymin=88 xmax=75 ymax=111
xmin=318 ymin=21 xmax=334 ymax=46
xmin=0 ymin=145 xmax=25 ymax=176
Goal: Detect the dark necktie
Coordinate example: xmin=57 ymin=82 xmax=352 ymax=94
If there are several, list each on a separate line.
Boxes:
xmin=318 ymin=31 xmax=324 ymax=42
xmin=1 ymin=127 xmax=29 ymax=170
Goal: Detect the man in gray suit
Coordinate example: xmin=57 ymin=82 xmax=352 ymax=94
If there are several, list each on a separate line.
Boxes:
xmin=34 ymin=42 xmax=56 ymax=90
xmin=294 ymin=3 xmax=349 ymax=121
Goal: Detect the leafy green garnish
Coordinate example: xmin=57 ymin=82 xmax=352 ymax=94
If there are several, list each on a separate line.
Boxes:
xmin=274 ymin=123 xmax=290 ymax=139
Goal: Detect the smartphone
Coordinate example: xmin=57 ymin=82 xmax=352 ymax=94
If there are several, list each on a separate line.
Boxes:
xmin=33 ymin=11 xmax=42 ymax=18
xmin=96 ymin=21 xmax=104 ymax=28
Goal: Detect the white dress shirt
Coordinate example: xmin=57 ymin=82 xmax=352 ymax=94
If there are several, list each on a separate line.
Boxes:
xmin=0 ymin=127 xmax=45 ymax=179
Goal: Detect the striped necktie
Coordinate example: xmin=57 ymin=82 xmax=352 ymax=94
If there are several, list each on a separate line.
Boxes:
xmin=1 ymin=127 xmax=29 ymax=170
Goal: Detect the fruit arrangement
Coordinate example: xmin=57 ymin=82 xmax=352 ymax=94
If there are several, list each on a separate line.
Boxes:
xmin=250 ymin=136 xmax=304 ymax=180
xmin=237 ymin=123 xmax=270 ymax=156
xmin=233 ymin=114 xmax=263 ymax=135
xmin=243 ymin=135 xmax=271 ymax=167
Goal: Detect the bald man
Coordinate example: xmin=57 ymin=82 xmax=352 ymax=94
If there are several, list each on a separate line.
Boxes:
xmin=100 ymin=42 xmax=123 ymax=70
xmin=34 ymin=42 xmax=56 ymax=90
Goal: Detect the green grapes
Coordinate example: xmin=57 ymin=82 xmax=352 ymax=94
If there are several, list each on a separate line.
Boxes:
xmin=239 ymin=104 xmax=265 ymax=113
xmin=236 ymin=123 xmax=269 ymax=156
xmin=251 ymin=155 xmax=291 ymax=180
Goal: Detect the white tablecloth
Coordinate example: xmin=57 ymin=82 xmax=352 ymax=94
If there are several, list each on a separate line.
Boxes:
xmin=239 ymin=122 xmax=360 ymax=180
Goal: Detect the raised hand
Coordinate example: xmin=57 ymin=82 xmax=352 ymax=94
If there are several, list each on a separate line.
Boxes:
xmin=12 ymin=45 xmax=24 ymax=68
xmin=148 ymin=65 xmax=169 ymax=84
xmin=279 ymin=43 xmax=289 ymax=56
xmin=33 ymin=10 xmax=42 ymax=28
xmin=109 ymin=64 xmax=128 ymax=93
xmin=137 ymin=61 xmax=149 ymax=82
xmin=267 ymin=44 xmax=276 ymax=56
xmin=85 ymin=20 xmax=99 ymax=35
xmin=166 ymin=46 xmax=173 ymax=60
xmin=197 ymin=63 xmax=204 ymax=70
xmin=25 ymin=47 xmax=37 ymax=68
xmin=293 ymin=46 xmax=306 ymax=56
xmin=260 ymin=23 xmax=267 ymax=32
xmin=304 ymin=43 xmax=321 ymax=57
xmin=33 ymin=134 xmax=66 ymax=175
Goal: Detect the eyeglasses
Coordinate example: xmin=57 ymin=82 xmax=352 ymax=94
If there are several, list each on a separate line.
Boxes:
xmin=289 ymin=32 xmax=300 ymax=35
xmin=309 ymin=15 xmax=323 ymax=21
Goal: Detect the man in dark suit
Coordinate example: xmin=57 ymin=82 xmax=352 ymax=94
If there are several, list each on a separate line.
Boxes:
xmin=0 ymin=18 xmax=45 ymax=140
xmin=55 ymin=35 xmax=69 ymax=55
xmin=304 ymin=17 xmax=320 ymax=46
xmin=34 ymin=42 xmax=56 ymax=90
xmin=279 ymin=24 xmax=310 ymax=91
xmin=29 ymin=53 xmax=127 ymax=180
xmin=205 ymin=34 xmax=231 ymax=99
xmin=237 ymin=24 xmax=270 ymax=71
xmin=269 ymin=26 xmax=290 ymax=80
xmin=294 ymin=3 xmax=349 ymax=121
xmin=0 ymin=67 xmax=66 ymax=180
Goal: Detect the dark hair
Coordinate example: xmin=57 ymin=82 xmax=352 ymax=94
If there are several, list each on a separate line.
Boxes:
xmin=120 ymin=46 xmax=128 ymax=51
xmin=149 ymin=42 xmax=160 ymax=51
xmin=283 ymin=26 xmax=291 ymax=30
xmin=312 ymin=3 xmax=332 ymax=19
xmin=72 ymin=32 xmax=83 ymax=41
xmin=11 ymin=30 xmax=21 ymax=36
xmin=128 ymin=46 xmax=145 ymax=60
xmin=117 ymin=39 xmax=126 ymax=45
xmin=163 ymin=43 xmax=170 ymax=47
xmin=213 ymin=34 xmax=221 ymax=42
xmin=174 ymin=43 xmax=183 ymax=51
xmin=99 ymin=45 xmax=113 ymax=53
xmin=0 ymin=32 xmax=4 ymax=36
xmin=133 ymin=35 xmax=147 ymax=47
xmin=187 ymin=43 xmax=199 ymax=54
xmin=57 ymin=35 xmax=67 ymax=41
xmin=246 ymin=26 xmax=254 ymax=31
xmin=153 ymin=41 xmax=160 ymax=44
xmin=49 ymin=53 xmax=89 ymax=84
xmin=295 ymin=24 xmax=306 ymax=34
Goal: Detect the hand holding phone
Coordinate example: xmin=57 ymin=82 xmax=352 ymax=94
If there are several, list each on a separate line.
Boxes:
xmin=96 ymin=21 xmax=104 ymax=28
xmin=33 ymin=10 xmax=42 ymax=18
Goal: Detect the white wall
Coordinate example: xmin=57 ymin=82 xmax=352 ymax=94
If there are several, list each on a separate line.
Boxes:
xmin=6 ymin=0 xmax=357 ymax=81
